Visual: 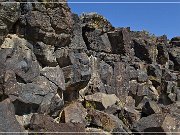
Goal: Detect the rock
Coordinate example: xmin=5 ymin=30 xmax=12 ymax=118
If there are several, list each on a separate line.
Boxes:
xmin=142 ymin=101 xmax=162 ymax=116
xmin=80 ymin=13 xmax=113 ymax=33
xmin=33 ymin=42 xmax=58 ymax=67
xmin=107 ymin=28 xmax=132 ymax=56
xmin=3 ymin=70 xmax=21 ymax=96
xmin=87 ymin=109 xmax=129 ymax=133
xmin=133 ymin=114 xmax=165 ymax=133
xmin=132 ymin=33 xmax=158 ymax=63
xmin=123 ymin=106 xmax=141 ymax=126
xmin=11 ymin=75 xmax=61 ymax=114
xmin=16 ymin=113 xmax=33 ymax=128
xmin=69 ymin=14 xmax=86 ymax=49
xmin=59 ymin=102 xmax=87 ymax=124
xmin=157 ymin=44 xmax=169 ymax=65
xmin=0 ymin=1 xmax=179 ymax=134
xmin=137 ymin=69 xmax=148 ymax=83
xmin=83 ymin=28 xmax=112 ymax=53
xmin=0 ymin=99 xmax=25 ymax=134
xmin=0 ymin=2 xmax=20 ymax=44
xmin=55 ymin=47 xmax=72 ymax=68
xmin=41 ymin=66 xmax=65 ymax=91
xmin=169 ymin=47 xmax=180 ymax=71
xmin=170 ymin=36 xmax=180 ymax=47
xmin=162 ymin=115 xmax=177 ymax=133
xmin=23 ymin=1 xmax=73 ymax=46
xmin=1 ymin=35 xmax=40 ymax=83
xmin=147 ymin=64 xmax=162 ymax=86
xmin=29 ymin=114 xmax=86 ymax=134
xmin=84 ymin=92 xmax=119 ymax=110
xmin=62 ymin=51 xmax=91 ymax=101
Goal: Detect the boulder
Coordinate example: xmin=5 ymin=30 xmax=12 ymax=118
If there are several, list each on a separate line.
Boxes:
xmin=0 ymin=99 xmax=25 ymax=134
xmin=142 ymin=101 xmax=162 ymax=116
xmin=132 ymin=32 xmax=158 ymax=63
xmin=107 ymin=28 xmax=132 ymax=56
xmin=84 ymin=92 xmax=119 ymax=110
xmin=59 ymin=102 xmax=87 ymax=124
xmin=30 ymin=114 xmax=86 ymax=134
xmin=170 ymin=36 xmax=180 ymax=47
xmin=0 ymin=2 xmax=20 ymax=44
xmin=22 ymin=1 xmax=73 ymax=47
xmin=169 ymin=47 xmax=180 ymax=71
xmin=1 ymin=35 xmax=40 ymax=83
xmin=41 ymin=66 xmax=65 ymax=91
xmin=87 ymin=109 xmax=129 ymax=133
xmin=133 ymin=114 xmax=165 ymax=133
xmin=33 ymin=42 xmax=58 ymax=67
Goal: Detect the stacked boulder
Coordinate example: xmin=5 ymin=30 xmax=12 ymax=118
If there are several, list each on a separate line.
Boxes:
xmin=0 ymin=0 xmax=179 ymax=134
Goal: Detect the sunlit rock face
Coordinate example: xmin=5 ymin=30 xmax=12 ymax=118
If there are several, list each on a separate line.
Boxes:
xmin=0 ymin=1 xmax=179 ymax=134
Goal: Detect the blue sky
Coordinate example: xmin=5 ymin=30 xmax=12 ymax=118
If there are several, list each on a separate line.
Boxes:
xmin=68 ymin=0 xmax=180 ymax=39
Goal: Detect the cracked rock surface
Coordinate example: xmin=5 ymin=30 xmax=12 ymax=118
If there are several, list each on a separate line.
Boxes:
xmin=0 ymin=0 xmax=179 ymax=134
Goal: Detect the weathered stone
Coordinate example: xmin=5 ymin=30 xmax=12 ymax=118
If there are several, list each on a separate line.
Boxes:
xmin=80 ymin=13 xmax=113 ymax=33
xmin=108 ymin=28 xmax=132 ymax=56
xmin=157 ymin=44 xmax=169 ymax=65
xmin=0 ymin=2 xmax=20 ymax=44
xmin=137 ymin=69 xmax=148 ymax=83
xmin=147 ymin=64 xmax=162 ymax=86
xmin=69 ymin=14 xmax=86 ymax=49
xmin=55 ymin=47 xmax=71 ymax=68
xmin=16 ymin=113 xmax=33 ymax=128
xmin=60 ymin=102 xmax=87 ymax=124
xmin=132 ymin=36 xmax=158 ymax=63
xmin=23 ymin=2 xmax=73 ymax=46
xmin=1 ymin=35 xmax=40 ymax=83
xmin=41 ymin=66 xmax=65 ymax=91
xmin=82 ymin=28 xmax=112 ymax=53
xmin=30 ymin=114 xmax=86 ymax=134
xmin=162 ymin=115 xmax=177 ymax=133
xmin=0 ymin=99 xmax=25 ymax=134
xmin=170 ymin=36 xmax=180 ymax=47
xmin=142 ymin=101 xmax=162 ymax=116
xmin=87 ymin=109 xmax=129 ymax=133
xmin=33 ymin=42 xmax=57 ymax=67
xmin=169 ymin=47 xmax=180 ymax=71
xmin=62 ymin=51 xmax=91 ymax=101
xmin=85 ymin=128 xmax=110 ymax=135
xmin=84 ymin=92 xmax=119 ymax=110
xmin=133 ymin=114 xmax=165 ymax=133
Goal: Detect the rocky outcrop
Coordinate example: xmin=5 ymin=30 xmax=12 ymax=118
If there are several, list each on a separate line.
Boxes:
xmin=0 ymin=0 xmax=179 ymax=134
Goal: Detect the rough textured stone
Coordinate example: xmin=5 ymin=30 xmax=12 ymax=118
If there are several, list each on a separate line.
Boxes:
xmin=1 ymin=35 xmax=40 ymax=83
xmin=41 ymin=66 xmax=65 ymax=91
xmin=0 ymin=99 xmax=25 ymax=134
xmin=0 ymin=1 xmax=179 ymax=134
xmin=60 ymin=102 xmax=87 ymax=124
xmin=84 ymin=92 xmax=120 ymax=110
xmin=30 ymin=114 xmax=85 ymax=134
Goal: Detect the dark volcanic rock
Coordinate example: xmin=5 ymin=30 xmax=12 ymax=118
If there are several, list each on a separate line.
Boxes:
xmin=22 ymin=1 xmax=73 ymax=47
xmin=30 ymin=114 xmax=85 ymax=134
xmin=0 ymin=99 xmax=25 ymax=134
xmin=0 ymin=2 xmax=20 ymax=44
xmin=170 ymin=36 xmax=180 ymax=47
xmin=108 ymin=27 xmax=132 ymax=56
xmin=0 ymin=1 xmax=179 ymax=134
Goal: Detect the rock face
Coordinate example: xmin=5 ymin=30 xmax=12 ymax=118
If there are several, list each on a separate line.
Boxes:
xmin=0 ymin=0 xmax=179 ymax=134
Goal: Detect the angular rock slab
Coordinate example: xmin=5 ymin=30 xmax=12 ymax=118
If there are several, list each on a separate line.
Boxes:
xmin=41 ymin=66 xmax=65 ymax=91
xmin=84 ymin=92 xmax=120 ymax=110
xmin=30 ymin=114 xmax=85 ymax=134
xmin=0 ymin=99 xmax=25 ymax=134
xmin=60 ymin=102 xmax=87 ymax=124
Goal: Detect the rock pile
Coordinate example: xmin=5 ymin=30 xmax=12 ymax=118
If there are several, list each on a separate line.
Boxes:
xmin=0 ymin=0 xmax=179 ymax=134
